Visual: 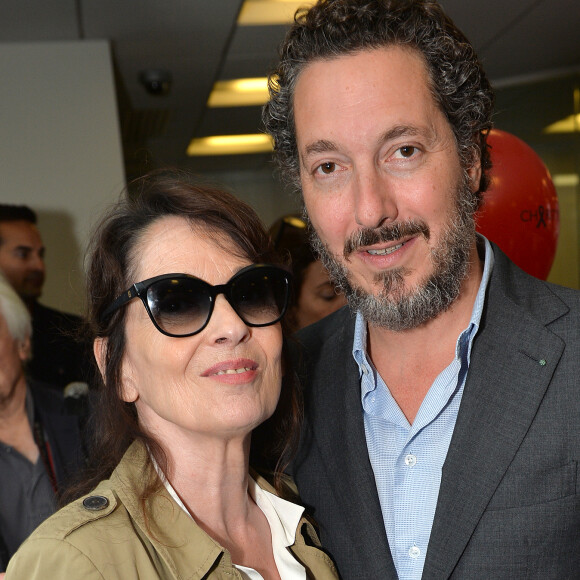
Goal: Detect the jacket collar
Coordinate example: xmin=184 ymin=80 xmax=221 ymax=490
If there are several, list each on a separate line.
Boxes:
xmin=111 ymin=441 xmax=334 ymax=579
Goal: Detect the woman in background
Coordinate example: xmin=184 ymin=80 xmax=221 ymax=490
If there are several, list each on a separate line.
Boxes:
xmin=6 ymin=171 xmax=338 ymax=580
xmin=269 ymin=215 xmax=346 ymax=330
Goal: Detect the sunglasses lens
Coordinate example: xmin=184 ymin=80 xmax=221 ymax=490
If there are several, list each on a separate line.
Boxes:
xmin=147 ymin=277 xmax=211 ymax=336
xmin=231 ymin=269 xmax=289 ymax=326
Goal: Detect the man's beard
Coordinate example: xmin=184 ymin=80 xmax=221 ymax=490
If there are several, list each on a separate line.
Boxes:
xmin=308 ymin=178 xmax=478 ymax=331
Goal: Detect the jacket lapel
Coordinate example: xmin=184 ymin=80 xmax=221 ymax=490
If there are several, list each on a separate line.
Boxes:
xmin=303 ymin=309 xmax=398 ymax=577
xmin=423 ymin=253 xmax=567 ymax=579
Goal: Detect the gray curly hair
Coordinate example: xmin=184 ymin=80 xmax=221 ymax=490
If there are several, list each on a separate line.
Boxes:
xmin=263 ymin=0 xmax=494 ymax=209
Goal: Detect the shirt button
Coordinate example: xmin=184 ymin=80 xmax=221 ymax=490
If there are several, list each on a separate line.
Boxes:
xmin=404 ymin=454 xmax=417 ymax=467
xmin=362 ymin=365 xmax=369 ymax=375
xmin=409 ymin=545 xmax=421 ymax=559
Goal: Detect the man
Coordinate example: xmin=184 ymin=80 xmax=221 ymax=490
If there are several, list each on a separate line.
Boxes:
xmin=0 ymin=275 xmax=85 ymax=572
xmin=263 ymin=1 xmax=580 ymax=578
xmin=0 ymin=205 xmax=88 ymax=389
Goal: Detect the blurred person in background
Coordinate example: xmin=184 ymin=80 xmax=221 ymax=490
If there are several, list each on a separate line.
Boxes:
xmin=0 ymin=274 xmax=85 ymax=573
xmin=270 ymin=215 xmax=346 ymax=330
xmin=0 ymin=204 xmax=89 ymax=390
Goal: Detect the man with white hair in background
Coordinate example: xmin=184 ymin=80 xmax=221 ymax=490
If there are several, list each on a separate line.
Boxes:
xmin=0 ymin=275 xmax=85 ymax=572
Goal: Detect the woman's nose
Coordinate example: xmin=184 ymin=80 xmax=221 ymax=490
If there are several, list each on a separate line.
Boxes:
xmin=206 ymin=294 xmax=250 ymax=345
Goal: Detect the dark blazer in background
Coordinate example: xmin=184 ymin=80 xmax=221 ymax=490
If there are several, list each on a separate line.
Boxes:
xmin=291 ymin=244 xmax=580 ymax=579
xmin=30 ymin=379 xmax=87 ymax=486
xmin=29 ymin=302 xmax=91 ymax=390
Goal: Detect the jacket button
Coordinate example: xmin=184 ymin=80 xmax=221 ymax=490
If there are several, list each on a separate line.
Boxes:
xmin=82 ymin=495 xmax=110 ymax=511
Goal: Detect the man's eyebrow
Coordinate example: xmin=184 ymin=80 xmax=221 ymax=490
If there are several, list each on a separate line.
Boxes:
xmin=378 ymin=125 xmax=421 ymax=143
xmin=303 ymin=139 xmax=339 ymax=157
xmin=302 ymin=126 xmax=429 ymax=160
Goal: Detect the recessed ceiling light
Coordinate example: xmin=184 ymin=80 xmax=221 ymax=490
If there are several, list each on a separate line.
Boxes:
xmin=543 ymin=113 xmax=580 ymax=134
xmin=238 ymin=0 xmax=314 ymax=25
xmin=186 ymin=134 xmax=273 ymax=156
xmin=552 ymin=173 xmax=580 ymax=187
xmin=207 ymin=77 xmax=270 ymax=107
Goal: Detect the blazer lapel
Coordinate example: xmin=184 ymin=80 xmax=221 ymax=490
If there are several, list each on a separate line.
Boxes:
xmin=301 ymin=309 xmax=398 ymax=578
xmin=423 ymin=257 xmax=567 ymax=579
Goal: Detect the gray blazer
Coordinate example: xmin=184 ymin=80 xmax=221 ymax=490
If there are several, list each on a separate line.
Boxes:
xmin=291 ymin=244 xmax=580 ymax=579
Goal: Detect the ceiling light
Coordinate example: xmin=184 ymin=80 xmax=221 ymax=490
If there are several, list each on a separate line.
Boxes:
xmin=543 ymin=113 xmax=580 ymax=134
xmin=552 ymin=173 xmax=580 ymax=187
xmin=208 ymin=77 xmax=270 ymax=107
xmin=186 ymin=134 xmax=273 ymax=156
xmin=238 ymin=0 xmax=314 ymax=25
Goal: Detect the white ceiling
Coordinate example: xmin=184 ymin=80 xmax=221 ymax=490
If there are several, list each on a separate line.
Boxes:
xmin=1 ymin=0 xmax=579 ymax=178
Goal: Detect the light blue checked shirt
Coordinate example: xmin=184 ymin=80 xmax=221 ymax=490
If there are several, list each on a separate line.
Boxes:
xmin=353 ymin=237 xmax=494 ymax=580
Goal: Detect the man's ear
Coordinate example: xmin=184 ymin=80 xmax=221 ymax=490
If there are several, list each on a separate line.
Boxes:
xmin=467 ymin=157 xmax=482 ymax=193
xmin=18 ymin=336 xmax=31 ymax=363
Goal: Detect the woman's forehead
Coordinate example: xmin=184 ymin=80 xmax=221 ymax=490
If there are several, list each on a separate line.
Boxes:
xmin=129 ymin=216 xmax=250 ymax=283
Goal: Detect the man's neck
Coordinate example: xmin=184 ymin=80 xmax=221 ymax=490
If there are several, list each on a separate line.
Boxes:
xmin=366 ymin=244 xmax=484 ymax=423
xmin=0 ymin=375 xmax=28 ymax=419
xmin=21 ymin=296 xmax=37 ymax=315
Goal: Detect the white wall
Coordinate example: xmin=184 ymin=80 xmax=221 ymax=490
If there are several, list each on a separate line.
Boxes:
xmin=0 ymin=41 xmax=126 ymax=314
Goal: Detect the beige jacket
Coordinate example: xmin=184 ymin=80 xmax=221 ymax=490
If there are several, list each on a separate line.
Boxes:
xmin=6 ymin=442 xmax=339 ymax=579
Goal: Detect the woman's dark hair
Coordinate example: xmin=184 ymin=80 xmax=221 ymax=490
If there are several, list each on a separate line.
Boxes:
xmin=62 ymin=169 xmax=301 ymax=503
xmin=263 ymin=0 xmax=495 ymax=209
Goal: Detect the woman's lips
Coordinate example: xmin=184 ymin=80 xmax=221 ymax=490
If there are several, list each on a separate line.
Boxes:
xmin=201 ymin=358 xmax=258 ymax=381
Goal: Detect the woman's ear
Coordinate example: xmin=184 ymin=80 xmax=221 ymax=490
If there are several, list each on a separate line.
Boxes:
xmin=93 ymin=337 xmax=107 ymax=379
xmin=94 ymin=337 xmax=139 ymax=403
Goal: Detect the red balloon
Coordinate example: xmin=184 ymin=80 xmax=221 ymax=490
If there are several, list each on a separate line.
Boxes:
xmin=475 ymin=129 xmax=559 ymax=280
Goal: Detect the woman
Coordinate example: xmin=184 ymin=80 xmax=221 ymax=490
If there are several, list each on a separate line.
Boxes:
xmin=6 ymin=171 xmax=338 ymax=580
xmin=269 ymin=215 xmax=346 ymax=330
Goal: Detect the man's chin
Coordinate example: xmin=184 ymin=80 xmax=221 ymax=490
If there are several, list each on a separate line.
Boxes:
xmin=20 ymin=288 xmax=42 ymax=302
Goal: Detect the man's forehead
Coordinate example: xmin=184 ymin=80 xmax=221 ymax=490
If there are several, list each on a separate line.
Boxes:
xmin=0 ymin=221 xmax=44 ymax=247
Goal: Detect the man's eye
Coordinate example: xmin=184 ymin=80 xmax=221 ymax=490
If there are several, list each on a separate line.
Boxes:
xmin=399 ymin=145 xmax=416 ymax=158
xmin=317 ymin=162 xmax=336 ymax=174
xmin=15 ymin=249 xmax=30 ymax=260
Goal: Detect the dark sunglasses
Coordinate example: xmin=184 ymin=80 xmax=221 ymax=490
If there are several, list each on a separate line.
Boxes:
xmin=101 ymin=264 xmax=292 ymax=338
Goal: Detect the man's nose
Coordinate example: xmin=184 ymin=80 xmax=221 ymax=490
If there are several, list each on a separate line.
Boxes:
xmin=353 ymin=169 xmax=398 ymax=230
xmin=31 ymin=251 xmax=46 ymax=272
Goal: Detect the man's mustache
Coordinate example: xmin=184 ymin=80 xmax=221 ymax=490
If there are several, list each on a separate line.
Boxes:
xmin=343 ymin=220 xmax=430 ymax=258
xmin=24 ymin=271 xmax=44 ymax=284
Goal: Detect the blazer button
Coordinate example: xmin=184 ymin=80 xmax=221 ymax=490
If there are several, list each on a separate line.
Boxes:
xmin=82 ymin=495 xmax=110 ymax=511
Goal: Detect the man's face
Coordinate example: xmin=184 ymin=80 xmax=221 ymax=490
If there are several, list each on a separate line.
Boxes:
xmin=0 ymin=221 xmax=46 ymax=301
xmin=293 ymin=46 xmax=481 ymax=330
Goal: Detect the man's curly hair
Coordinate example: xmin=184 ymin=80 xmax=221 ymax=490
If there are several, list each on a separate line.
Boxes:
xmin=263 ymin=0 xmax=494 ymax=209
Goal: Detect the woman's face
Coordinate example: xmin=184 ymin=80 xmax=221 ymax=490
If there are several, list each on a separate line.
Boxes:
xmin=294 ymin=260 xmax=347 ymax=329
xmin=118 ymin=216 xmax=283 ymax=443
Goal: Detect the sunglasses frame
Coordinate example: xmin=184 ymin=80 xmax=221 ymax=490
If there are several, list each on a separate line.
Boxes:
xmin=101 ymin=263 xmax=292 ymax=338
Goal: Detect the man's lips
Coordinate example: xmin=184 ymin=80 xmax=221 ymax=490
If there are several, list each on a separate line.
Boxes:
xmin=359 ymin=235 xmax=416 ymax=257
xmin=201 ymin=358 xmax=258 ymax=377
xmin=365 ymin=240 xmax=406 ymax=256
